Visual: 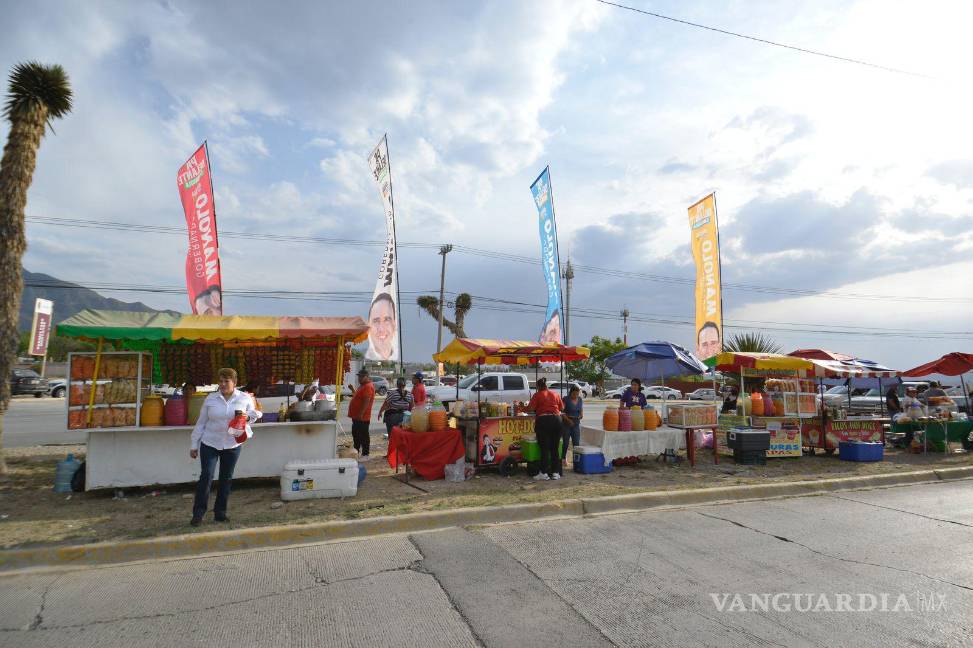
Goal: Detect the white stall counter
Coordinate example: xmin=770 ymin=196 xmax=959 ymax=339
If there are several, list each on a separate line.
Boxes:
xmin=85 ymin=420 xmax=339 ymax=490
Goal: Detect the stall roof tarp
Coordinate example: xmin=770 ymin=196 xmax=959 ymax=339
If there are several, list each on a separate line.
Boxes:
xmin=716 ymin=352 xmax=901 ymax=378
xmin=903 ymin=352 xmax=973 ymax=377
xmin=788 ymin=349 xmax=854 ymax=361
xmin=432 ymin=338 xmax=590 ymax=365
xmin=57 ymin=309 xmax=369 ymax=343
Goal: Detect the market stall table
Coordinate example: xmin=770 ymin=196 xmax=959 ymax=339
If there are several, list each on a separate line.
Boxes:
xmin=387 ymin=426 xmax=465 ymax=480
xmin=580 ymin=425 xmax=686 ymax=466
xmin=892 ymin=419 xmax=973 ymax=454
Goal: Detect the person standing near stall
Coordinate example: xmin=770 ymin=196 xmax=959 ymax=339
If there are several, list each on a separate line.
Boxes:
xmin=347 ymin=369 xmax=375 ymax=461
xmin=621 ymin=378 xmax=647 ymax=408
xmin=378 ymin=377 xmax=413 ymax=438
xmin=411 ymin=372 xmax=427 ymax=408
xmin=189 ymin=368 xmax=261 ymax=527
xmin=526 ymin=378 xmax=565 ymax=481
xmin=561 ymin=385 xmax=583 ymax=467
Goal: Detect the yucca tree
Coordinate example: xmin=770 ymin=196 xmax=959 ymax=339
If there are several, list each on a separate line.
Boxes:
xmin=0 ymin=62 xmax=72 ymax=474
xmin=724 ymin=331 xmax=783 ymax=354
xmin=417 ymin=293 xmax=472 ymax=338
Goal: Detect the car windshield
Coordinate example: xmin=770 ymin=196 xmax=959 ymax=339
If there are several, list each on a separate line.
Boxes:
xmin=13 ymin=369 xmax=39 ymax=378
xmin=825 ymin=386 xmax=848 ymax=395
xmin=458 ymin=374 xmax=479 ymax=389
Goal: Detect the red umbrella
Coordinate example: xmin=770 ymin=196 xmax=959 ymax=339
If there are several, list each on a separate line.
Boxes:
xmin=903 ymin=352 xmax=973 ymax=377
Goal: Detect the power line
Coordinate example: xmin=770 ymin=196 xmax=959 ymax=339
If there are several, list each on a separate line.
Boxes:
xmin=26 ymin=215 xmax=973 ymax=305
xmin=594 ymin=0 xmax=932 ymax=79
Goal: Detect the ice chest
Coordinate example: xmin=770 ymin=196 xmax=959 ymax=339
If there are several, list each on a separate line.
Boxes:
xmin=573 ymin=445 xmax=612 ymax=474
xmin=839 ymin=441 xmax=884 ymax=462
xmin=281 ymin=459 xmax=359 ymax=500
xmin=728 ymin=428 xmax=770 ymax=451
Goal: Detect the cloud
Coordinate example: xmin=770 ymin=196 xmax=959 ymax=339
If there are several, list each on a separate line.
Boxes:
xmin=927 ymin=159 xmax=973 ymax=189
xmin=658 ymin=160 xmax=696 ymax=175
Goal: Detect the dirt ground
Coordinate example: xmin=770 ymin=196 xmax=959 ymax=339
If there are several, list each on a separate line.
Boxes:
xmin=3 ymin=438 xmax=972 ymax=550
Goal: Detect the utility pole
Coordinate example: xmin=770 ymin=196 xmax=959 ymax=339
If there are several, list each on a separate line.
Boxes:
xmin=436 ymin=244 xmax=453 ymax=378
xmin=562 ymin=260 xmax=574 ymax=345
xmin=621 ymin=308 xmax=629 ymax=346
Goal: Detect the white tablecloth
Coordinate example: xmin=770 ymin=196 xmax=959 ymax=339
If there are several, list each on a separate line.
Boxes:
xmin=580 ymin=425 xmax=686 ymax=465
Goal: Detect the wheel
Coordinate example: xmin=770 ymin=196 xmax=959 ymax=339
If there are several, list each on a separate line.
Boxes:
xmin=52 ymin=386 xmax=65 ymax=398
xmin=377 ymin=387 xmax=387 ymax=396
xmin=499 ymin=456 xmax=517 ymax=477
xmin=667 ymin=395 xmax=677 ymax=400
xmin=34 ymin=392 xmax=43 ymax=398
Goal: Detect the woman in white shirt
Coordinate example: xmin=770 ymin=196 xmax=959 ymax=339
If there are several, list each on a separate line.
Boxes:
xmin=190 ymin=367 xmax=261 ymax=526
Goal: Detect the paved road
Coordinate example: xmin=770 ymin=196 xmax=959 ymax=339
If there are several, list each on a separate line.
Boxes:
xmin=2 ymin=480 xmax=971 ymax=646
xmin=2 ymin=396 xmax=713 ymax=448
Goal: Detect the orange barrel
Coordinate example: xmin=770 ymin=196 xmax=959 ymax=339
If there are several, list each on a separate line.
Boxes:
xmin=773 ymin=396 xmax=785 ymax=417
xmin=187 ymin=393 xmax=208 ymax=425
xmin=429 ymin=410 xmax=448 ymax=432
xmin=602 ymin=408 xmax=619 ymax=431
xmin=164 ymin=395 xmax=188 ymax=426
xmin=140 ymin=395 xmax=165 ymax=427
xmin=630 ymin=407 xmax=644 ymax=431
xmin=617 ymin=408 xmax=632 ymax=431
xmin=751 ymin=392 xmax=764 ymax=417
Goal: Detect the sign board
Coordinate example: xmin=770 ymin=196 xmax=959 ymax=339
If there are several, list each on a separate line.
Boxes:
xmin=476 ymin=417 xmax=536 ymax=465
xmin=28 ymin=298 xmax=53 ymax=356
xmin=765 ymin=420 xmax=802 ymax=457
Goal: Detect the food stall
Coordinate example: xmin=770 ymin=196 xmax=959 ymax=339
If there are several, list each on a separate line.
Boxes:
xmin=427 ymin=338 xmax=591 ymax=476
xmin=713 ymin=352 xmax=898 ymax=456
xmin=56 ymin=309 xmax=368 ymax=490
xmin=900 ymin=352 xmax=973 ymax=454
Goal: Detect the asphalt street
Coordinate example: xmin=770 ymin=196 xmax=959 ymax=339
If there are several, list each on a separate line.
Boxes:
xmin=2 ymin=480 xmax=971 ymax=647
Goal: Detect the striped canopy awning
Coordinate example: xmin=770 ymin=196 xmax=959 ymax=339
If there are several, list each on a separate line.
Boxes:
xmin=56 ymin=309 xmax=370 ymax=344
xmin=715 ymin=352 xmax=901 ymax=378
xmin=432 ymin=338 xmax=590 ymax=365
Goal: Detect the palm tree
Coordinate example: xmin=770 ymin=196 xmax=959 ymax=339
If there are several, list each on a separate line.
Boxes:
xmin=0 ymin=62 xmax=72 ymax=473
xmin=724 ymin=331 xmax=782 ymax=354
xmin=416 ymin=293 xmax=472 ymax=338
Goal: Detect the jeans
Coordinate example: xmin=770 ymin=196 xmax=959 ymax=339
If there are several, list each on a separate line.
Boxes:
xmin=384 ymin=410 xmax=404 ymax=436
xmin=193 ymin=443 xmax=241 ymax=520
xmin=561 ymin=419 xmax=580 ymax=461
xmin=351 ymin=419 xmax=371 ymax=456
xmin=536 ymin=415 xmax=562 ymax=477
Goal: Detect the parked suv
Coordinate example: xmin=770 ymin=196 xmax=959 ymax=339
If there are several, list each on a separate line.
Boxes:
xmin=427 ymin=372 xmax=532 ymax=409
xmin=9 ymin=369 xmax=49 ymax=397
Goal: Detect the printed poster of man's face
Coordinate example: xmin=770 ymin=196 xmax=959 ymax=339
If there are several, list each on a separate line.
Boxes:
xmin=194 ymin=285 xmax=222 ymax=316
xmin=540 ymin=311 xmax=561 ymax=345
xmin=696 ymin=321 xmax=721 ymax=360
xmin=366 ymin=293 xmax=397 ymax=361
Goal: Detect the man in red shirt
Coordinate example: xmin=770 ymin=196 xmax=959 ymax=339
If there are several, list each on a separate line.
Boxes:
xmin=411 ymin=372 xmax=427 ymax=408
xmin=526 ymin=377 xmax=565 ymax=481
xmin=347 ymin=369 xmax=376 ymax=460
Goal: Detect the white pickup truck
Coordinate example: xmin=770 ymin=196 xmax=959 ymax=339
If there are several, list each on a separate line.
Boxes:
xmin=426 ymin=372 xmax=532 ymax=408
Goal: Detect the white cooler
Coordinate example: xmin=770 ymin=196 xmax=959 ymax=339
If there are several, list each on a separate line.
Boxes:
xmin=280 ymin=459 xmax=359 ymax=501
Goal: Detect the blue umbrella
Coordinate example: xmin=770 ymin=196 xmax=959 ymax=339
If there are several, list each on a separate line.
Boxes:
xmin=606 ymin=341 xmax=709 ymax=383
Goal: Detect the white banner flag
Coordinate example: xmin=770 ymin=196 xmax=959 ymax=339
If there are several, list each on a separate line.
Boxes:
xmin=365 ymin=135 xmax=401 ymax=362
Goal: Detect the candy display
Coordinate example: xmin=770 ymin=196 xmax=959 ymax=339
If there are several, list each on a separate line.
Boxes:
xmin=67 ymin=352 xmax=151 ymax=430
xmin=667 ymin=404 xmax=718 ymax=427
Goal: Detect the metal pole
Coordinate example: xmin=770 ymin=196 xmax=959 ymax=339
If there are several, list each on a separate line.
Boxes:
xmin=384 ymin=135 xmax=405 ymax=376
xmin=563 ymin=260 xmax=574 ymax=345
xmin=961 ymin=374 xmax=970 ymax=415
xmin=436 ymin=245 xmax=452 ymax=372
xmin=40 ymin=352 xmax=47 ymax=378
xmin=621 ymin=308 xmax=629 ymax=345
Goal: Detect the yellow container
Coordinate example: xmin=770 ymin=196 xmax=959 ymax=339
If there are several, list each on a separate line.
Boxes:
xmin=187 ymin=392 xmax=208 ymax=425
xmin=140 ymin=395 xmax=165 ymax=427
xmin=630 ymin=407 xmax=645 ymax=431
xmin=411 ymin=408 xmax=429 ymax=433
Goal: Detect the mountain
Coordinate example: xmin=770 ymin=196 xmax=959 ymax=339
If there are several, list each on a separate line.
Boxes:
xmin=19 ymin=269 xmax=181 ymax=331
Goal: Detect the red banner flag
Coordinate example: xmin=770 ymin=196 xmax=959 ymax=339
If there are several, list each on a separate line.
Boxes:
xmin=177 ymin=142 xmax=223 ymax=315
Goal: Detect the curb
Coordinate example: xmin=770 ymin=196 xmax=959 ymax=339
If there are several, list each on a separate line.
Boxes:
xmin=3 ymin=467 xmax=972 ymax=573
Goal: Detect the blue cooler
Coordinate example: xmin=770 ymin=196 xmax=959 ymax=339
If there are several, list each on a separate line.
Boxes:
xmin=573 ymin=445 xmax=612 ymax=474
xmin=839 ymin=441 xmax=884 ymax=462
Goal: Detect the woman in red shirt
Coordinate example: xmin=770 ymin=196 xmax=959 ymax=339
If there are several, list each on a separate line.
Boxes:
xmin=526 ymin=378 xmax=565 ymax=481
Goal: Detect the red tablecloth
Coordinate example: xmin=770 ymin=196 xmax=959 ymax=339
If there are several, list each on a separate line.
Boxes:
xmin=387 ymin=426 xmax=465 ymax=480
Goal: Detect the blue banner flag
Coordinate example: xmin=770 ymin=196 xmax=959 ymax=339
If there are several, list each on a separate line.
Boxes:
xmin=530 ymin=166 xmax=563 ymax=344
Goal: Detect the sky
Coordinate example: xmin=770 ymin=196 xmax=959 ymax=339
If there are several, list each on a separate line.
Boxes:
xmin=3 ymin=0 xmax=973 ymax=371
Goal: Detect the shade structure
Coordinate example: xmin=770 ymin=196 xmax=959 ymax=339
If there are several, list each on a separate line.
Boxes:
xmin=714 ymin=352 xmax=814 ymax=373
xmin=788 ymin=349 xmax=854 ymax=361
xmin=717 ymin=351 xmax=901 ymax=379
xmin=57 ymin=309 xmax=370 ymax=344
xmin=903 ymin=352 xmax=973 ymax=377
xmin=432 ymin=338 xmax=590 ymax=365
xmin=606 ymin=341 xmax=708 ymax=382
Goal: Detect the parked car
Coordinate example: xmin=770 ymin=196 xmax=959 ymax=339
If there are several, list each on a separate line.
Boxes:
xmin=548 ymin=381 xmax=587 ymax=398
xmin=426 ymin=372 xmax=532 ymax=409
xmin=687 ymin=388 xmax=719 ymax=401
xmin=822 ymin=381 xmax=931 ymax=412
xmin=371 ymin=377 xmax=390 ymax=396
xmin=48 ymin=379 xmax=66 ymax=398
xmin=644 ymin=386 xmax=682 ymax=400
xmin=573 ymin=381 xmax=595 ymax=397
xmin=606 ymin=386 xmax=626 ymax=400
xmin=945 ymin=386 xmax=972 ymax=413
xmin=9 ymin=369 xmax=48 ymax=397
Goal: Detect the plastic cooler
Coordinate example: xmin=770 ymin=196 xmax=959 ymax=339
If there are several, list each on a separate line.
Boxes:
xmin=838 ymin=441 xmax=884 ymax=462
xmin=573 ymin=445 xmax=612 ymax=474
xmin=280 ymin=459 xmax=359 ymax=500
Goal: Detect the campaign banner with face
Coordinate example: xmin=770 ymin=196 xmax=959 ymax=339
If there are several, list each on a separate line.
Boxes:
xmin=530 ymin=166 xmax=563 ymax=345
xmin=177 ymin=143 xmax=223 ymax=316
xmin=28 ymin=298 xmax=53 ymax=356
xmin=365 ymin=135 xmax=400 ymax=363
xmin=688 ymin=193 xmax=722 ymax=360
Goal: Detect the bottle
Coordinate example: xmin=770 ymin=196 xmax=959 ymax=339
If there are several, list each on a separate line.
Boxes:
xmin=228 ymin=410 xmax=249 ymax=444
